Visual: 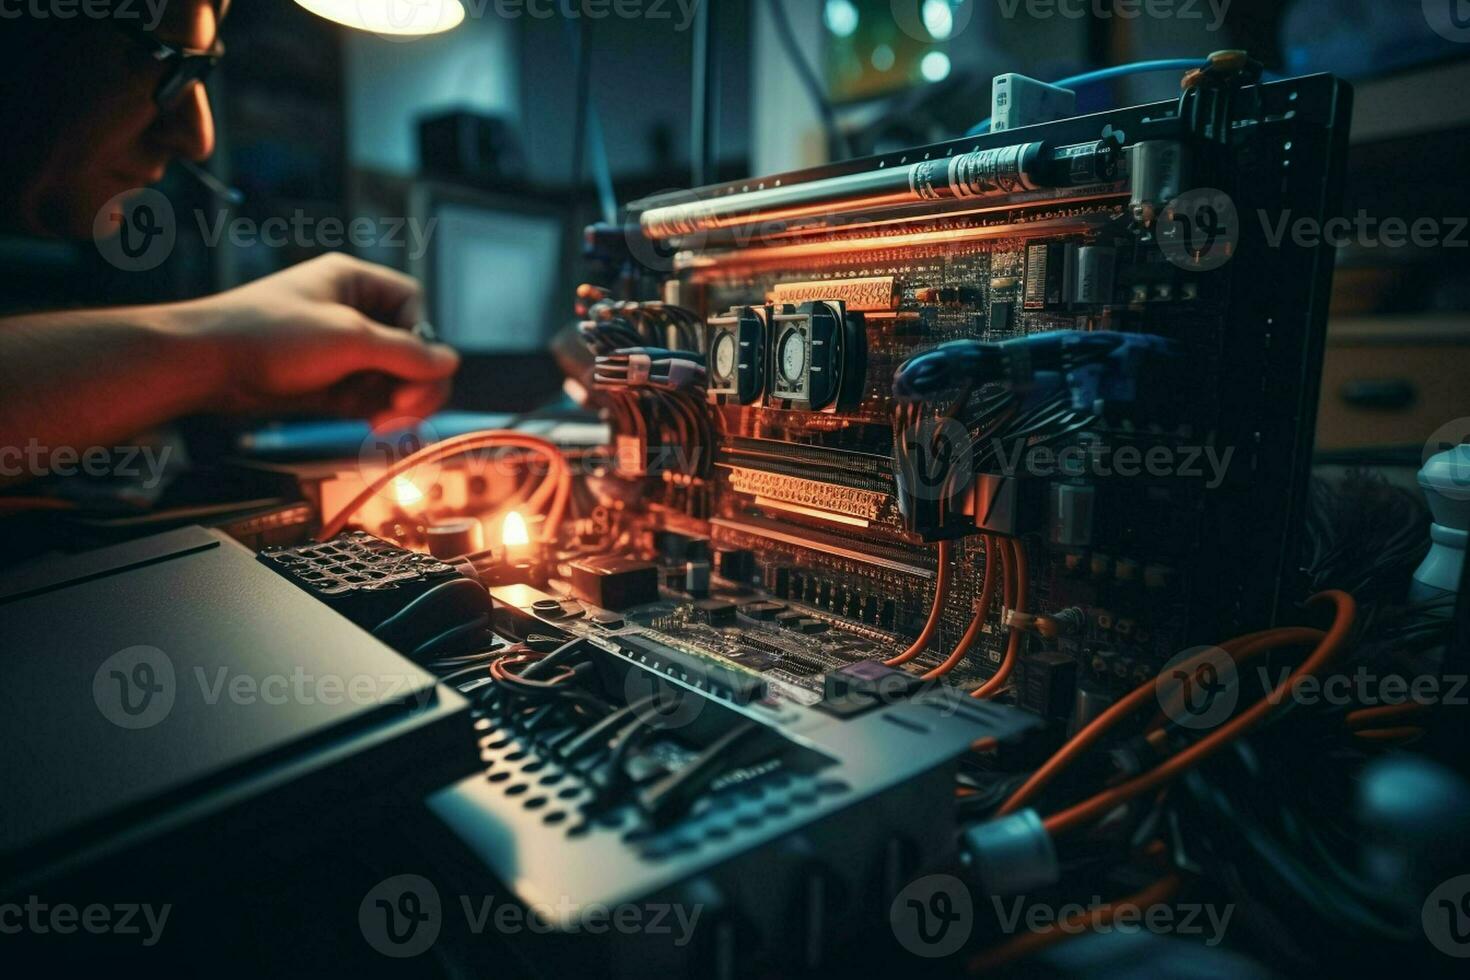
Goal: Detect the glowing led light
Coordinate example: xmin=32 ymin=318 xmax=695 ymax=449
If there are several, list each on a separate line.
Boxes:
xmin=501 ymin=510 xmax=530 ymax=548
xmin=920 ymin=50 xmax=952 ymax=82
xmin=922 ymin=0 xmax=954 ymax=40
xmin=823 ymin=0 xmax=859 ymax=38
xmin=292 ymin=0 xmax=465 ymax=36
xmin=871 ymin=43 xmax=896 ymax=72
xmin=391 ymin=476 xmax=424 ymax=506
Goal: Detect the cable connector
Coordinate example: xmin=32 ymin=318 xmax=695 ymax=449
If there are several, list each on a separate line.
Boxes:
xmin=960 ymin=808 xmax=1059 ymax=896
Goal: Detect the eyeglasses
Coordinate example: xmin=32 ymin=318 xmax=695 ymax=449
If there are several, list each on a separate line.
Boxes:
xmin=123 ymin=28 xmax=227 ymax=111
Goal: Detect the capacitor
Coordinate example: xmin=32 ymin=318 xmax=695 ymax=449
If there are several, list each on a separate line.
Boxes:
xmin=1049 ymin=483 xmax=1096 ymax=548
xmin=1069 ymin=246 xmax=1117 ymax=306
xmin=1129 ymin=141 xmax=1186 ymax=228
xmin=1143 ymin=563 xmax=1176 ymax=592
xmin=684 ymin=559 xmax=711 ymax=598
xmin=1071 ymin=684 xmax=1113 ymax=735
xmin=426 ymin=518 xmax=484 ymax=560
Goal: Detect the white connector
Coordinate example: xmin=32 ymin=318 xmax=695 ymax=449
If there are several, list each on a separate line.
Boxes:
xmin=990 ymin=73 xmax=1077 ymax=132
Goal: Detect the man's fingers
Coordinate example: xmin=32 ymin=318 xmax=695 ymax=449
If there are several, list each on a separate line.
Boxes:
xmin=370 ymin=379 xmax=452 ymax=429
xmin=353 ymin=319 xmax=460 ymax=381
xmin=317 ymin=253 xmax=425 ymax=327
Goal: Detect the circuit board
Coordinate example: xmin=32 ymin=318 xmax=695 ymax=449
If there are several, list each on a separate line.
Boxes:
xmin=592 ymin=72 xmax=1348 ymax=724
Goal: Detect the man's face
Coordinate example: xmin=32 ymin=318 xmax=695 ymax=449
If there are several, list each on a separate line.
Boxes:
xmin=20 ymin=1 xmax=221 ymax=239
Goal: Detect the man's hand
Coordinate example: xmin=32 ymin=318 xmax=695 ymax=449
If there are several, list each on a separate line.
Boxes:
xmin=186 ymin=253 xmax=460 ymax=425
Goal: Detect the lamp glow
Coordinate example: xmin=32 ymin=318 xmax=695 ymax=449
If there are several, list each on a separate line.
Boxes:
xmin=501 ymin=510 xmax=530 ymax=549
xmin=292 ymin=0 xmax=466 ymax=36
xmin=391 ymin=476 xmax=424 ymax=506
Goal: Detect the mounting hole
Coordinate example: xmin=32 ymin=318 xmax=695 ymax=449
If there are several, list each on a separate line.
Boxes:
xmin=524 ymin=796 xmax=547 ymax=810
xmin=488 ymin=770 xmax=511 ymax=783
xmin=505 ymin=782 xmax=529 ymax=796
xmin=543 ymin=810 xmax=567 ymax=826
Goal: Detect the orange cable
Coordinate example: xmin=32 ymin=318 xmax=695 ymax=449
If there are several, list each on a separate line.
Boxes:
xmin=999 ymin=625 xmax=1324 ymax=818
xmin=318 ymin=430 xmax=571 ymax=542
xmin=922 ymin=535 xmax=998 ymax=680
xmin=967 ymin=872 xmax=1185 ymax=973
xmin=1040 ymin=590 xmax=1356 ymax=837
xmin=885 ymin=539 xmax=953 ymax=667
xmin=1344 ymin=701 xmax=1431 ymax=728
xmin=971 ymin=537 xmax=1027 ymax=698
xmin=1353 ymin=726 xmax=1427 ymax=743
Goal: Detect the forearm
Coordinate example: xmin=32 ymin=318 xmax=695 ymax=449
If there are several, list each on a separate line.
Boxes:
xmin=0 ymin=301 xmax=225 ymax=476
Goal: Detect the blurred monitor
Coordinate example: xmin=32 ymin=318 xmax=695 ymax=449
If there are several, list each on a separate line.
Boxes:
xmin=411 ymin=184 xmax=571 ymax=410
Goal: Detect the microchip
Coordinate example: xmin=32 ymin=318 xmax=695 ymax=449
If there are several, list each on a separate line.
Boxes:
xmin=693 ymin=598 xmax=738 ymax=625
xmin=725 ymin=648 xmax=780 ymax=672
xmin=568 ymin=556 xmax=659 ymax=611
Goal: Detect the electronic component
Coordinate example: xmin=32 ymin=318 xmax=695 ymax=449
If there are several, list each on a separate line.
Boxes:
xmin=706 ymin=304 xmax=768 ymax=404
xmin=259 ymin=531 xmax=466 ymax=631
xmin=568 ymin=556 xmax=659 ymax=610
xmin=990 ymin=72 xmax=1078 ymax=132
xmin=765 ymin=299 xmax=866 ymax=411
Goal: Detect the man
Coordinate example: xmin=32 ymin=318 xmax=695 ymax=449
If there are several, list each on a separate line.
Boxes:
xmin=0 ymin=1 xmax=459 ymax=485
